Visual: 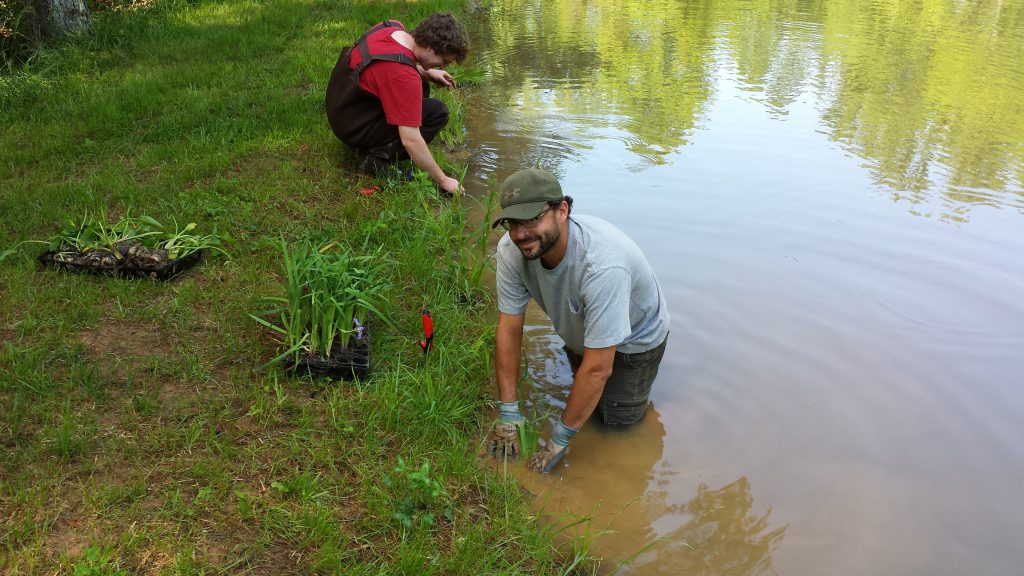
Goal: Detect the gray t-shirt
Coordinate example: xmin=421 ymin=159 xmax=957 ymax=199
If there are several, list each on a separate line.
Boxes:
xmin=496 ymin=214 xmax=669 ymax=355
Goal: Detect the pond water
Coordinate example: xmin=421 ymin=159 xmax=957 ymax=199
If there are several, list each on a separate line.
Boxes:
xmin=459 ymin=0 xmax=1024 ymax=574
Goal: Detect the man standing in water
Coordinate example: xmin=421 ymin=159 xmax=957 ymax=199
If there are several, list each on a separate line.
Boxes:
xmin=325 ymin=12 xmax=469 ymax=195
xmin=489 ymin=168 xmax=670 ymax=473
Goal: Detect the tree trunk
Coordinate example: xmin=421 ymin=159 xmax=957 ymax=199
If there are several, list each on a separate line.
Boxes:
xmin=27 ymin=0 xmax=91 ymax=41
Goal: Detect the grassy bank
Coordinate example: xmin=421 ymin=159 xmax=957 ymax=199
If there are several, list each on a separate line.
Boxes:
xmin=0 ymin=0 xmax=595 ymax=573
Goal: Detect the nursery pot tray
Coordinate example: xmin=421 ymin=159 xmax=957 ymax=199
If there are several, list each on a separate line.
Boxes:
xmin=38 ymin=248 xmax=204 ymax=280
xmin=283 ymin=338 xmax=371 ymax=381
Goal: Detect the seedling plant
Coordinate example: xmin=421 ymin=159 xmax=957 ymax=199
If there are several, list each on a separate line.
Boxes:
xmin=50 ymin=212 xmax=224 ymax=258
xmin=252 ymin=238 xmax=392 ymax=368
xmin=382 ymin=456 xmax=453 ymax=532
xmin=515 ymin=355 xmax=557 ymax=460
xmin=2 ymin=211 xmax=227 ymax=271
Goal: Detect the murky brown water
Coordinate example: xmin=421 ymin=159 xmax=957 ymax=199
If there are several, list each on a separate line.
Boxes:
xmin=461 ymin=0 xmax=1024 ymax=574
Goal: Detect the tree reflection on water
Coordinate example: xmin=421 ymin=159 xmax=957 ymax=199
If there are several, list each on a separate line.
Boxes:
xmin=467 ymin=0 xmax=1024 ymax=220
xmin=633 ymin=477 xmax=786 ymax=575
xmin=520 ymin=401 xmax=785 ymax=575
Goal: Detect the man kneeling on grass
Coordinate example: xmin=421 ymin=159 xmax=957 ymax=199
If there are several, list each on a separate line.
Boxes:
xmin=488 ymin=168 xmax=670 ymax=473
xmin=325 ymin=12 xmax=469 ymax=195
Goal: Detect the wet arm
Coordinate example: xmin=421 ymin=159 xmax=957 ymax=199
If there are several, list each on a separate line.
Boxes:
xmin=560 ymin=346 xmax=615 ymax=430
xmin=495 ymin=312 xmax=526 ymax=403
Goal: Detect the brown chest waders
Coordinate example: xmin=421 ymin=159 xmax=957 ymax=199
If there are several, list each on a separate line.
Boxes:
xmin=325 ymin=21 xmax=422 ymax=161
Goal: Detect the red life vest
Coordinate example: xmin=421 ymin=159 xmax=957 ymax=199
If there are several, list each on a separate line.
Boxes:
xmin=325 ymin=20 xmax=418 ymax=145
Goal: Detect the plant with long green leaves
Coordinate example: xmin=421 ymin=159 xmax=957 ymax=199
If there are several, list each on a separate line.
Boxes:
xmin=49 ymin=210 xmax=162 ymax=257
xmin=456 ymin=183 xmax=499 ymax=300
xmin=142 ymin=216 xmax=228 ymax=259
xmin=1 ymin=211 xmax=226 ymax=263
xmin=252 ymin=238 xmax=393 ymax=366
xmin=440 ymin=163 xmax=495 ymax=303
xmin=515 ymin=349 xmax=556 ymax=459
xmin=401 ymin=165 xmax=496 ymax=305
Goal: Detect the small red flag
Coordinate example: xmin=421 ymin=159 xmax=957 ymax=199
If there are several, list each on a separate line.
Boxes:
xmin=419 ymin=309 xmax=434 ymax=353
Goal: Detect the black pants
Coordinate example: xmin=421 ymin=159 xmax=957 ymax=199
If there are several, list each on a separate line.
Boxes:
xmin=564 ymin=336 xmax=668 ymax=426
xmin=344 ymin=86 xmax=449 ymax=161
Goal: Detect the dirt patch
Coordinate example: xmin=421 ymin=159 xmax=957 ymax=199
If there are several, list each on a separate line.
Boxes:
xmin=78 ymin=319 xmax=172 ymax=376
xmin=283 ymin=81 xmax=314 ymax=97
xmin=155 ymin=376 xmax=195 ymax=411
xmin=39 ymin=484 xmax=94 ymax=562
xmin=45 ymin=515 xmax=91 ymax=559
xmin=244 ymin=542 xmax=310 ymax=575
xmin=128 ymin=546 xmax=176 ymax=574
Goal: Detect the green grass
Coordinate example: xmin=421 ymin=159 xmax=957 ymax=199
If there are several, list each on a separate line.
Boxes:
xmin=0 ymin=0 xmax=601 ymax=574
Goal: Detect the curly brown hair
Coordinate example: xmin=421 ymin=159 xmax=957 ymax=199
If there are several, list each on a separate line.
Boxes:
xmin=412 ymin=12 xmax=469 ymax=63
xmin=548 ymin=196 xmax=574 ymax=216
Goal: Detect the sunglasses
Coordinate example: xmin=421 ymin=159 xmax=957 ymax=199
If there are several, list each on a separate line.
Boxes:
xmin=500 ymin=206 xmax=553 ymax=231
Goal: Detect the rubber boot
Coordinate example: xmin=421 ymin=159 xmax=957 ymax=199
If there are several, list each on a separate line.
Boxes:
xmin=357 ymin=150 xmax=391 ymax=177
xmin=358 ymin=140 xmax=415 ymax=180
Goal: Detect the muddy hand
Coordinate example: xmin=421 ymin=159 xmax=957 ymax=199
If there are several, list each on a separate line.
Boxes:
xmin=489 ymin=421 xmax=522 ymax=460
xmin=426 ymin=68 xmax=456 ymax=89
xmin=527 ymin=439 xmax=568 ymax=473
xmin=528 ymin=420 xmax=577 ymax=473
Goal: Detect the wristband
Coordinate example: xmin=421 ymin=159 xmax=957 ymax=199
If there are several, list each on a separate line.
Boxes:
xmin=551 ymin=420 xmax=578 ymax=448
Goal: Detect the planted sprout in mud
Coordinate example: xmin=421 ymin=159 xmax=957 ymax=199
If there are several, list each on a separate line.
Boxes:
xmin=455 ymin=184 xmax=499 ymax=302
xmin=515 ymin=352 xmax=556 ymax=460
xmin=251 ymin=239 xmax=392 ymax=376
xmin=490 ymin=350 xmax=555 ymax=463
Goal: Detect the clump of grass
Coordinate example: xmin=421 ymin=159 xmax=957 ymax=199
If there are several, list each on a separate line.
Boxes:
xmin=0 ymin=0 xmax=34 ymax=68
xmin=54 ymin=401 xmax=87 ymax=461
xmin=456 ymin=183 xmax=499 ymax=301
xmin=252 ymin=238 xmax=392 ymax=365
xmin=436 ymin=62 xmax=485 ymax=148
xmin=451 ymin=62 xmax=486 ymax=86
xmin=65 ymin=546 xmax=130 ymax=576
xmin=396 ymin=166 xmax=497 ymax=305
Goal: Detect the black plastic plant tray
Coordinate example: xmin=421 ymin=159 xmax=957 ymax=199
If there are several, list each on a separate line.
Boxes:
xmin=37 ymin=249 xmax=204 ymax=280
xmin=283 ymin=338 xmax=371 ymax=381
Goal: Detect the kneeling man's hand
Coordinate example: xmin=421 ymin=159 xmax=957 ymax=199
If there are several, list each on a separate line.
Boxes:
xmin=490 ymin=401 xmax=525 ymax=461
xmin=490 ymin=420 xmax=523 ymax=460
xmin=527 ymin=438 xmax=568 ymax=473
xmin=528 ymin=420 xmax=578 ymax=473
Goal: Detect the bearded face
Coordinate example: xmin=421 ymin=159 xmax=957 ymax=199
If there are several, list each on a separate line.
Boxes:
xmin=511 ymin=210 xmax=561 ymax=261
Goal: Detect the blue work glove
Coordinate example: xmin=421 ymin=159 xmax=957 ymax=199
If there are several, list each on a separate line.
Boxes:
xmin=490 ymin=401 xmax=525 ymax=460
xmin=528 ymin=420 xmax=578 ymax=473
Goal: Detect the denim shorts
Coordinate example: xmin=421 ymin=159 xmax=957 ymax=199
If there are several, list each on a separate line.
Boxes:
xmin=564 ymin=335 xmax=668 ymax=426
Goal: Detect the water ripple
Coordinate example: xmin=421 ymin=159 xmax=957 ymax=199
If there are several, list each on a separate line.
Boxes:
xmin=871 ymin=259 xmax=1024 ymax=335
